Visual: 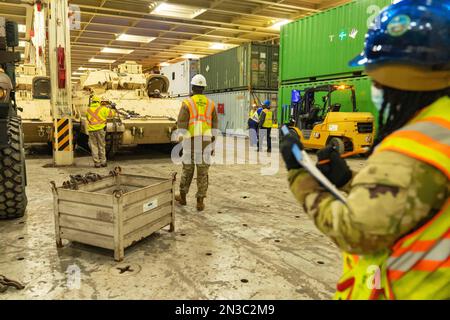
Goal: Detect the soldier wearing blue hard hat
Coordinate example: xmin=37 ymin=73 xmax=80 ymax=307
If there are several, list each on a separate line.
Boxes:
xmin=281 ymin=0 xmax=449 ymax=299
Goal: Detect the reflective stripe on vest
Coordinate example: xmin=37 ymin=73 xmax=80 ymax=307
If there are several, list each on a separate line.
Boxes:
xmin=250 ymin=110 xmax=260 ymax=123
xmin=334 ymin=96 xmax=450 ymax=300
xmin=184 ymin=95 xmax=214 ymax=137
xmin=87 ymin=106 xmax=106 ymax=125
xmin=262 ymin=109 xmax=273 ymax=128
xmin=376 ymin=99 xmax=450 ymax=178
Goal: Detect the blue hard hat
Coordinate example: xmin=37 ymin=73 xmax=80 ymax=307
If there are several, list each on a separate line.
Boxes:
xmin=349 ymin=0 xmax=450 ymax=70
xmin=263 ymin=100 xmax=271 ymax=106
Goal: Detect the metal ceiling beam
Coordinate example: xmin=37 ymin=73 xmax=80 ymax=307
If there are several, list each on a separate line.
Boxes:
xmin=238 ymin=0 xmax=320 ymax=12
xmin=76 ymin=21 xmax=254 ymax=41
xmin=70 ymin=28 xmax=244 ymax=46
xmin=75 ymin=3 xmax=279 ymax=36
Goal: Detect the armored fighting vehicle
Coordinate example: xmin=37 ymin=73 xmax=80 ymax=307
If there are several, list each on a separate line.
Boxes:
xmin=15 ymin=64 xmax=53 ymax=145
xmin=73 ymin=61 xmax=181 ymax=156
xmin=0 ymin=18 xmax=27 ymax=219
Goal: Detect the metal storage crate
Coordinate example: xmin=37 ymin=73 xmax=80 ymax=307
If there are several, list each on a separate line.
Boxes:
xmin=51 ymin=169 xmax=176 ymax=261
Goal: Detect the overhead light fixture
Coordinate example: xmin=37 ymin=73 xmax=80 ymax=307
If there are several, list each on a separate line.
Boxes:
xmin=159 ymin=62 xmax=171 ymax=67
xmin=89 ymin=58 xmax=116 ymax=64
xmin=182 ymin=54 xmax=204 ymax=60
xmin=101 ymin=47 xmax=134 ymax=54
xmin=72 ymin=72 xmax=84 ymax=75
xmin=18 ymin=24 xmax=26 ymax=33
xmin=19 ymin=40 xmax=27 ymax=47
xmin=209 ymin=43 xmax=238 ymax=50
xmin=116 ymin=34 xmax=155 ymax=43
xmin=150 ymin=2 xmax=207 ymax=19
xmin=270 ymin=19 xmax=292 ymax=30
xmin=78 ymin=67 xmax=98 ymax=71
xmin=209 ymin=43 xmax=227 ymax=50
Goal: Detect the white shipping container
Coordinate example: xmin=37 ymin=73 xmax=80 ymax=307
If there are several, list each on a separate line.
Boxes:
xmin=206 ymin=90 xmax=278 ymax=134
xmin=161 ymin=59 xmax=199 ymax=98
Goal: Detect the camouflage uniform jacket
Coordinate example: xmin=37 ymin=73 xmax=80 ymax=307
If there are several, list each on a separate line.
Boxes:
xmin=288 ymin=150 xmax=449 ymax=255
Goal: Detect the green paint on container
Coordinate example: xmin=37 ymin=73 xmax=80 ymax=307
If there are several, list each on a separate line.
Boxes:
xmin=200 ymin=43 xmax=279 ymax=92
xmin=280 ymin=0 xmax=392 ymax=83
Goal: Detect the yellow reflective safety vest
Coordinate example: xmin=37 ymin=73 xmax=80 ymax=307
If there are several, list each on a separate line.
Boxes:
xmin=184 ymin=94 xmax=215 ymax=137
xmin=262 ymin=108 xmax=273 ymax=128
xmin=250 ymin=110 xmax=260 ymax=123
xmin=86 ymin=102 xmax=115 ymax=132
xmin=335 ymin=96 xmax=450 ymax=300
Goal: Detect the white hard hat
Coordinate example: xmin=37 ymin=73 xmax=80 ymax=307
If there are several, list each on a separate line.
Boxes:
xmin=191 ymin=74 xmax=207 ymax=87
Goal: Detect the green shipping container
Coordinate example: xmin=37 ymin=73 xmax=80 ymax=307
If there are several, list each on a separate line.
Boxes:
xmin=278 ymin=76 xmax=379 ymax=128
xmin=280 ymin=0 xmax=392 ymax=83
xmin=200 ymin=43 xmax=279 ymax=92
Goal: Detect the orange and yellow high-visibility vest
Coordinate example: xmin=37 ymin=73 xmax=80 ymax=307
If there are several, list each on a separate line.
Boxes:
xmin=184 ymin=94 xmax=215 ymax=137
xmin=334 ymin=96 xmax=450 ymax=300
xmin=86 ymin=102 xmax=115 ymax=132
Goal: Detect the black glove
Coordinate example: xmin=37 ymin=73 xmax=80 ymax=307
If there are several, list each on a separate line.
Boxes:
xmin=280 ymin=131 xmax=303 ymax=170
xmin=316 ymin=146 xmax=352 ymax=188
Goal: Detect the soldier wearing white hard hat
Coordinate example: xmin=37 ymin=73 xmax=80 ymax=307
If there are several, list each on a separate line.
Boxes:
xmin=175 ymin=74 xmax=218 ymax=212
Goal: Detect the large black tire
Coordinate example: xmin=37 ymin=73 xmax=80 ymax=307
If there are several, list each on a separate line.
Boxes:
xmin=0 ymin=117 xmax=27 ymax=219
xmin=327 ymin=137 xmax=345 ymax=154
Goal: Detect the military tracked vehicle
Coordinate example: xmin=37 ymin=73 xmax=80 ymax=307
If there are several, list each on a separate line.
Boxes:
xmin=73 ymin=61 xmax=181 ymax=157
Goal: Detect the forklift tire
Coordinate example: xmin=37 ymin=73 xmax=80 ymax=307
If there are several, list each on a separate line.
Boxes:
xmin=0 ymin=117 xmax=28 ymax=219
xmin=327 ymin=137 xmax=345 ymax=154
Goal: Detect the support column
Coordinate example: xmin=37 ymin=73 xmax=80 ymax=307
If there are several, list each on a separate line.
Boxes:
xmin=48 ymin=0 xmax=74 ymax=166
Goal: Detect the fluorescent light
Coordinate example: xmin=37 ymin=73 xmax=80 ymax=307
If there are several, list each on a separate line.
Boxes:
xmin=19 ymin=40 xmax=27 ymax=47
xmin=18 ymin=24 xmax=26 ymax=33
xmin=72 ymin=72 xmax=84 ymax=75
xmin=210 ymin=43 xmax=227 ymax=50
xmin=270 ymin=19 xmax=292 ymax=30
xmin=150 ymin=3 xmax=207 ymax=19
xmin=116 ymin=34 xmax=155 ymax=43
xmin=101 ymin=47 xmax=134 ymax=54
xmin=159 ymin=62 xmax=171 ymax=67
xmin=89 ymin=58 xmax=116 ymax=64
xmin=78 ymin=67 xmax=98 ymax=71
xmin=182 ymin=54 xmax=204 ymax=59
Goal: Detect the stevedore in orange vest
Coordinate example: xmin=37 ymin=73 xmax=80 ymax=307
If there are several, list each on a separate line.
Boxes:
xmin=280 ymin=0 xmax=449 ymax=299
xmin=85 ymin=96 xmax=116 ymax=168
xmin=175 ymin=74 xmax=218 ymax=211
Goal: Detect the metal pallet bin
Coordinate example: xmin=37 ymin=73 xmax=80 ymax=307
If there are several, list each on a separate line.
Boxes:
xmin=51 ymin=169 xmax=176 ymax=261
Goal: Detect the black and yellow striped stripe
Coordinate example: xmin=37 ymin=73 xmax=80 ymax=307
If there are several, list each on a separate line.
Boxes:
xmin=56 ymin=118 xmax=71 ymax=151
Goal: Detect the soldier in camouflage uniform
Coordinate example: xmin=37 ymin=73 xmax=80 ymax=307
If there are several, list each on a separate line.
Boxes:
xmin=281 ymin=0 xmax=449 ymax=299
xmin=175 ymin=74 xmax=218 ymax=211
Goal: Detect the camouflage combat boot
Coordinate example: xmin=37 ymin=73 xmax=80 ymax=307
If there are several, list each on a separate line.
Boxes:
xmin=175 ymin=193 xmax=187 ymax=205
xmin=196 ymin=197 xmax=205 ymax=211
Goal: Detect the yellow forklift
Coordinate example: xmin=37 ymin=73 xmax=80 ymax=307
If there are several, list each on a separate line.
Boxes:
xmin=288 ymin=84 xmax=375 ymax=154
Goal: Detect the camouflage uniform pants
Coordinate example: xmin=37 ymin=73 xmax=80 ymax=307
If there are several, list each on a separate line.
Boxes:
xmin=88 ymin=129 xmax=107 ymax=165
xmin=180 ymin=151 xmax=210 ymax=198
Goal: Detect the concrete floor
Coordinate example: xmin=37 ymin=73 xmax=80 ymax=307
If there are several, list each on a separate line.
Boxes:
xmin=0 ymin=140 xmax=367 ymax=300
